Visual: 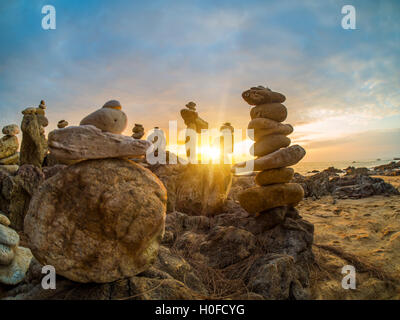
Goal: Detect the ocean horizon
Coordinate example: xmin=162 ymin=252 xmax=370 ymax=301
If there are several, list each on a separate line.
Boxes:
xmin=292 ymin=158 xmax=399 ymax=175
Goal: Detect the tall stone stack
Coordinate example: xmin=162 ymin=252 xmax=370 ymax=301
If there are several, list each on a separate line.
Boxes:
xmin=0 ymin=124 xmax=20 ymax=168
xmin=235 ymin=86 xmax=306 ymax=225
xmin=20 ymin=100 xmax=49 ymax=168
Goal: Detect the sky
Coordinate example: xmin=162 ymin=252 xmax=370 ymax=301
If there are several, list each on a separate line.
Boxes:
xmin=0 ymin=0 xmax=399 ymax=162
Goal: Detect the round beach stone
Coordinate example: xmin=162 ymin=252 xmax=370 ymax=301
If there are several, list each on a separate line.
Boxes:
xmin=248 ymin=118 xmax=293 ymax=140
xmin=0 ymin=135 xmax=19 ymax=160
xmin=0 ymin=224 xmax=20 ymax=246
xmin=0 ymin=152 xmax=19 ymax=165
xmin=250 ymin=134 xmax=291 ymax=157
xmin=80 ymin=106 xmax=128 ymax=134
xmin=238 ymin=183 xmax=304 ymax=214
xmin=103 ymin=100 xmax=122 ymax=110
xmin=242 ymin=87 xmax=286 ymax=105
xmin=250 ymin=103 xmax=288 ymax=122
xmin=0 ymin=244 xmax=14 ymax=265
xmin=0 ymin=246 xmax=32 ymax=285
xmin=24 ymin=158 xmax=167 ymax=283
xmin=57 ymin=120 xmax=69 ymax=129
xmin=255 ymin=167 xmax=295 ymax=186
xmin=0 ymin=214 xmax=10 ymax=227
xmin=2 ymin=124 xmax=20 ymax=136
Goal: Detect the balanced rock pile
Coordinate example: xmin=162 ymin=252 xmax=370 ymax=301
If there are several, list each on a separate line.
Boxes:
xmin=132 ymin=123 xmax=145 ymax=139
xmin=0 ymin=212 xmax=32 ymax=285
xmin=24 ymin=100 xmax=167 ymax=283
xmin=20 ymin=100 xmax=49 ymax=168
xmin=234 ymin=86 xmax=306 ymax=223
xmin=0 ymin=124 xmax=20 ymax=170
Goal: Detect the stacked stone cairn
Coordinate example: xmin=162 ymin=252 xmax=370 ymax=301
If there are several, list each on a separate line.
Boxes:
xmin=0 ymin=124 xmax=20 ymax=172
xmin=219 ymin=122 xmax=234 ymax=164
xmin=180 ymin=102 xmax=208 ymax=159
xmin=20 ymin=100 xmax=49 ymax=168
xmin=132 ymin=123 xmax=145 ymax=139
xmin=234 ymin=86 xmax=306 ymax=225
xmin=0 ymin=212 xmax=32 ymax=285
xmin=23 ymin=100 xmax=166 ymax=283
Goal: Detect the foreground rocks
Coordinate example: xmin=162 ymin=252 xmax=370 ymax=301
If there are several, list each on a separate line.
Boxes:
xmin=293 ymin=171 xmax=399 ymax=199
xmin=0 ymin=213 xmax=32 ymax=285
xmin=2 ymin=199 xmax=314 ymax=299
xmin=24 ymin=159 xmax=167 ymax=283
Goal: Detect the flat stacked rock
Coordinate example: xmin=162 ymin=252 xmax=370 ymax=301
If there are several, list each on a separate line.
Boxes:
xmin=233 ymin=86 xmax=306 ymax=220
xmin=132 ymin=123 xmax=144 ymax=139
xmin=0 ymin=212 xmax=32 ymax=285
xmin=0 ymin=125 xmax=20 ymax=167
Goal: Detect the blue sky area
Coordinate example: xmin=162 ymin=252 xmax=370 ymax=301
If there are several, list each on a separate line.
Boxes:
xmin=0 ymin=0 xmax=399 ymax=161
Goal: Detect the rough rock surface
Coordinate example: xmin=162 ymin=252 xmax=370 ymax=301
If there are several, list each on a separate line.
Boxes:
xmin=24 ymin=159 xmax=167 ymax=283
xmin=150 ymin=164 xmax=232 ymax=216
xmin=6 ymin=165 xmax=45 ymax=230
xmin=48 ymin=125 xmax=151 ymax=161
xmin=2 ymin=198 xmax=313 ymax=299
xmin=292 ymin=171 xmax=399 ymax=199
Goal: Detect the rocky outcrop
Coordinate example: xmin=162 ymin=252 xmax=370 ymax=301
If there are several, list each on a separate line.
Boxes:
xmin=48 ymin=125 xmax=150 ymax=161
xmin=24 ymin=159 xmax=167 ymax=283
xmin=150 ymin=163 xmax=232 ymax=216
xmin=293 ymin=171 xmax=399 ymax=199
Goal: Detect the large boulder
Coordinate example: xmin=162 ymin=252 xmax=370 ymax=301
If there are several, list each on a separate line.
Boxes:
xmin=24 ymin=158 xmax=167 ymax=283
xmin=150 ymin=164 xmax=232 ymax=216
xmin=48 ymin=125 xmax=150 ymax=161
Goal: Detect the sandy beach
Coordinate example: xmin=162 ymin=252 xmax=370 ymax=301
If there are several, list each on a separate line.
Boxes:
xmin=299 ymin=175 xmax=400 ymax=299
